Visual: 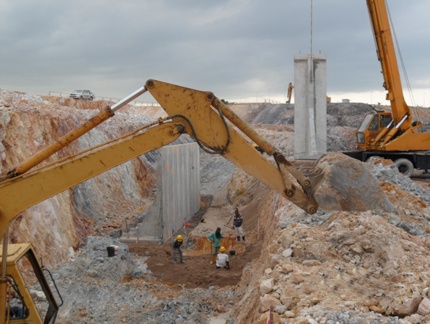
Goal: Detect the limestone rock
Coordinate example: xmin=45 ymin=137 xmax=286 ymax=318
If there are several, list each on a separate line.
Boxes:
xmin=282 ymin=248 xmax=293 ymax=258
xmin=279 ymin=263 xmax=294 ymax=274
xmin=280 ymin=287 xmax=300 ymax=310
xmin=393 ymin=293 xmax=422 ymax=317
xmin=274 ymin=305 xmax=286 ymax=315
xmin=260 ymin=278 xmax=275 ymax=294
xmin=259 ymin=294 xmax=281 ymax=312
xmin=302 ymin=259 xmax=321 ymax=266
xmin=290 ymin=273 xmax=305 ymax=285
xmin=417 ymin=297 xmax=430 ymax=316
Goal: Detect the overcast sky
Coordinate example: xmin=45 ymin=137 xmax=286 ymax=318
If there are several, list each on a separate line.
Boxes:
xmin=1 ymin=0 xmax=430 ymax=106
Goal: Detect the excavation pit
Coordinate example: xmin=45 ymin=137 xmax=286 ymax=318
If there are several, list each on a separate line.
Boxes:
xmin=127 ymin=206 xmax=262 ymax=288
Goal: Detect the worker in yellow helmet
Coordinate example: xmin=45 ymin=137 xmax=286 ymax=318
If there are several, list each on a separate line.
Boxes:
xmin=173 ymin=235 xmax=184 ymax=264
xmin=216 ymin=246 xmax=230 ymax=270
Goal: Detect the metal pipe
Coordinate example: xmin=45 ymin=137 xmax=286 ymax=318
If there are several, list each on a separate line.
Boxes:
xmin=111 ymin=87 xmax=147 ymax=112
xmin=395 ymin=114 xmax=409 ymax=129
xmin=381 ymin=114 xmax=410 ymax=146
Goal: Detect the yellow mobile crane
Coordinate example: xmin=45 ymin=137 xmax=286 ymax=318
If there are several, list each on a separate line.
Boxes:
xmin=0 ymin=80 xmax=319 ymax=323
xmin=344 ymin=0 xmax=430 ymax=177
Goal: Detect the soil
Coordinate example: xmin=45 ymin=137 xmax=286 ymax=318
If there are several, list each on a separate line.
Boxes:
xmin=127 ymin=166 xmax=430 ymax=292
xmin=128 ymin=240 xmax=262 ymax=289
xmin=128 ymin=195 xmax=265 ymax=289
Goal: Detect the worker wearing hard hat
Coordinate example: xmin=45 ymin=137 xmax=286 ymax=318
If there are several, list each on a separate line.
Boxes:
xmin=173 ymin=235 xmax=184 ymax=264
xmin=216 ymin=246 xmax=230 ymax=270
xmin=208 ymin=227 xmax=224 ymax=264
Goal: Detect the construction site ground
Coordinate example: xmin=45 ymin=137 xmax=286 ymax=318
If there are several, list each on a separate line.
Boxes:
xmin=128 ymin=161 xmax=430 ymax=292
xmin=128 ymin=204 xmax=263 ymax=289
xmin=6 ymin=93 xmax=430 ymax=322
xmin=128 ymin=240 xmax=262 ymax=289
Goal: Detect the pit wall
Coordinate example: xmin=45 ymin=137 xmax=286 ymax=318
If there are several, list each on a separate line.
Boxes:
xmin=232 ymin=189 xmax=283 ymax=323
xmin=137 ymin=143 xmax=200 ymax=242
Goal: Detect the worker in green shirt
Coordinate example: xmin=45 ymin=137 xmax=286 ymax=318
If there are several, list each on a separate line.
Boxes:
xmin=207 ymin=227 xmax=223 ymax=264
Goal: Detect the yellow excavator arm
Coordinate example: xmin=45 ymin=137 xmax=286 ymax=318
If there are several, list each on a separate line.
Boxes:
xmin=0 ymin=80 xmax=319 ymax=323
xmin=0 ymin=80 xmax=318 ymax=239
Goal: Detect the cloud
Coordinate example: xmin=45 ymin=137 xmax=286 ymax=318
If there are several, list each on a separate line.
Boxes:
xmin=1 ymin=0 xmax=429 ymax=105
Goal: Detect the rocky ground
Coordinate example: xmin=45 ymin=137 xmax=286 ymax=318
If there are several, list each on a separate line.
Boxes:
xmin=3 ymin=90 xmax=430 ymax=323
xmin=49 ymin=154 xmax=430 ymax=324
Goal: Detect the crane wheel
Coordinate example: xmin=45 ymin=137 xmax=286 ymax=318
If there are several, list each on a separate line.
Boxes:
xmin=394 ymin=158 xmax=414 ymax=177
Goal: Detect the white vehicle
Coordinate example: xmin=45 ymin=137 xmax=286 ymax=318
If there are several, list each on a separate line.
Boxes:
xmin=70 ymin=90 xmax=95 ymax=100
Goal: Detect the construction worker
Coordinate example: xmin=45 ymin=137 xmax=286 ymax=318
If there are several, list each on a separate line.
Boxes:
xmin=216 ymin=246 xmax=230 ymax=270
xmin=173 ymin=235 xmax=184 ymax=264
xmin=287 ymin=82 xmax=294 ymax=103
xmin=207 ymin=227 xmax=223 ymax=264
xmin=232 ymin=208 xmax=245 ymax=242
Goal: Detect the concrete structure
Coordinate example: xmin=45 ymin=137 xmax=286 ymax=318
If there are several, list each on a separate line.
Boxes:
xmin=293 ymin=54 xmax=327 ymax=159
xmin=122 ymin=143 xmax=200 ymax=243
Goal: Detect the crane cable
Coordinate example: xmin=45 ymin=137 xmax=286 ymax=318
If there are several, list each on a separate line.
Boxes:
xmin=387 ymin=2 xmax=422 ymax=123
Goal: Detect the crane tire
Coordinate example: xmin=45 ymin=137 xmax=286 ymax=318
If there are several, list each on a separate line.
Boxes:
xmin=394 ymin=158 xmax=414 ymax=177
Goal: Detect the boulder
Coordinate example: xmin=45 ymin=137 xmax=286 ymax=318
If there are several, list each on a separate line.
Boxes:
xmin=315 ymin=153 xmax=394 ymax=212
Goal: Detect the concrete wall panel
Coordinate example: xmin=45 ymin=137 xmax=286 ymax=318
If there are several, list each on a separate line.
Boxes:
xmin=138 ymin=143 xmax=200 ymax=242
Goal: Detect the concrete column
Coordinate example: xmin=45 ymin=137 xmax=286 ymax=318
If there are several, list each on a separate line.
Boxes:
xmin=294 ymin=54 xmax=327 ymax=159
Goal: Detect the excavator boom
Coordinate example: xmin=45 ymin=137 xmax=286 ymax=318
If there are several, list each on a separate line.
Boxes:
xmin=0 ymin=79 xmax=319 ymax=238
xmin=145 ymin=80 xmax=318 ymax=214
xmin=0 ymin=79 xmax=319 ymax=323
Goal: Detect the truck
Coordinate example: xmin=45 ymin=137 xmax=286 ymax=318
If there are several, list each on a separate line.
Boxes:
xmin=343 ymin=0 xmax=430 ymax=177
xmin=0 ymin=79 xmax=319 ymax=323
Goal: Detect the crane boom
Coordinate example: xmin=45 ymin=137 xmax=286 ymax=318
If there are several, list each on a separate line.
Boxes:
xmin=366 ymin=0 xmax=411 ymax=128
xmin=344 ymin=0 xmax=430 ymax=177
